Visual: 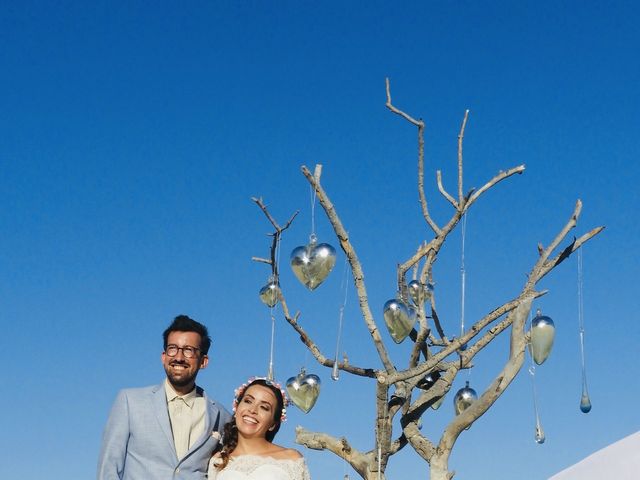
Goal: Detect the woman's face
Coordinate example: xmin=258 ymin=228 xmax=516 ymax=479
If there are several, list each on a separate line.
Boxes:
xmin=235 ymin=384 xmax=279 ymax=439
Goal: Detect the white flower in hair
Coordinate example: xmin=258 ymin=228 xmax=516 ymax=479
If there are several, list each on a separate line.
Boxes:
xmin=232 ymin=376 xmax=289 ymax=422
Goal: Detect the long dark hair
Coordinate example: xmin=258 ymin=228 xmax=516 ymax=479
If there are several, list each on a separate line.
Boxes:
xmin=217 ymin=379 xmax=285 ymax=469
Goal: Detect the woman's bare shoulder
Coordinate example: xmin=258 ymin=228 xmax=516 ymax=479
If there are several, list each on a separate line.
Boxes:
xmin=282 ymin=448 xmax=303 ymax=460
xmin=268 ymin=445 xmax=304 ymax=461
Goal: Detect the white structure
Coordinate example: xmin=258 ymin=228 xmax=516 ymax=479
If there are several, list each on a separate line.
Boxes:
xmin=549 ymin=431 xmax=640 ymax=480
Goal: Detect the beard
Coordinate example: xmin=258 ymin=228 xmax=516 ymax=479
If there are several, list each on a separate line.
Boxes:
xmin=164 ymin=361 xmax=198 ymax=389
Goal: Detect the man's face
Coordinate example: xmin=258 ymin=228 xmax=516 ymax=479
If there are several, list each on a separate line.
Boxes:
xmin=161 ymin=331 xmax=209 ymax=392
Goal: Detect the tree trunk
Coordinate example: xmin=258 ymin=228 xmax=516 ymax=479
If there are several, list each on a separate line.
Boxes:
xmin=430 ymin=456 xmax=453 ymax=480
xmin=363 ymin=465 xmax=385 ymax=480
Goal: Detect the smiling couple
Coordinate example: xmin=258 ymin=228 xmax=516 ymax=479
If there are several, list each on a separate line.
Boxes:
xmin=97 ymin=315 xmax=311 ymax=480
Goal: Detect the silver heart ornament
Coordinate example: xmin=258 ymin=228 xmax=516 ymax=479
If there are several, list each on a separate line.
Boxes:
xmin=290 ymin=241 xmax=337 ymax=290
xmin=408 ymin=280 xmax=433 ymax=306
xmin=286 ymin=371 xmax=321 ymax=413
xmin=529 ymin=310 xmax=555 ymax=365
xmin=258 ymin=280 xmax=280 ymax=308
xmin=417 ymin=370 xmax=441 ymax=390
xmin=383 ymin=299 xmax=416 ymax=343
xmin=453 ymin=381 xmax=477 ymax=415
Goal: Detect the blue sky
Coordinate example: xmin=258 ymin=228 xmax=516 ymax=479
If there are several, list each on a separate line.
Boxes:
xmin=1 ymin=1 xmax=638 ymax=479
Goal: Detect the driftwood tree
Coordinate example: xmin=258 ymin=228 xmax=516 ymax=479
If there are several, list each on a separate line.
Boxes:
xmin=252 ymin=79 xmax=603 ymax=480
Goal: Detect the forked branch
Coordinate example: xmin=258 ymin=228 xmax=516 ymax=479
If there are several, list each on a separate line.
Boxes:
xmin=251 ymin=196 xmax=298 ymax=278
xmin=386 ymin=77 xmax=441 ymax=235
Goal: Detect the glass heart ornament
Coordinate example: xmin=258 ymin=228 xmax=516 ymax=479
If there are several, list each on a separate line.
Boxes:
xmin=408 ymin=280 xmax=433 ymax=306
xmin=383 ymin=299 xmax=416 ymax=343
xmin=431 ymin=395 xmax=445 ymax=410
xmin=454 ymin=381 xmax=477 ymax=415
xmin=529 ymin=309 xmax=555 ymax=365
xmin=417 ymin=370 xmax=441 ymax=390
xmin=258 ymin=277 xmax=280 ymax=307
xmin=290 ymin=236 xmax=337 ymax=290
xmin=286 ymin=370 xmax=321 ymax=413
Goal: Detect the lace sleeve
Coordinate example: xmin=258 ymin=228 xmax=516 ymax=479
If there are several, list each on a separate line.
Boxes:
xmin=288 ymin=457 xmax=311 ymax=480
xmin=299 ymin=458 xmax=311 ymax=480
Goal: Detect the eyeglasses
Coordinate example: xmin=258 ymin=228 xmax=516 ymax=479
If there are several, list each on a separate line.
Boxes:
xmin=165 ymin=344 xmax=200 ymax=358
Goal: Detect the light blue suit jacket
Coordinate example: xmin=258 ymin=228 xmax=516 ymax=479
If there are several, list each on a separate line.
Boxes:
xmin=97 ymin=383 xmax=231 ymax=480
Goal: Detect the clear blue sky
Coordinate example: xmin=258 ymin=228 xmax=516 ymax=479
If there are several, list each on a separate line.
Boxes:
xmin=2 ymin=2 xmax=638 ymax=479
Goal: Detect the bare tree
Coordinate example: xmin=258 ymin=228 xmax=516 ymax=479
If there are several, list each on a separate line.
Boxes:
xmin=252 ymin=79 xmax=603 ymax=480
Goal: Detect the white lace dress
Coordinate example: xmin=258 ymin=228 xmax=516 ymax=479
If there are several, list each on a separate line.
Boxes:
xmin=208 ymin=454 xmax=311 ymax=480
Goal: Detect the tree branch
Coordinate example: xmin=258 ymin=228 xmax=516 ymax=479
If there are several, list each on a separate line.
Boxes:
xmin=251 ymin=256 xmax=272 ymax=264
xmin=375 ymin=380 xmax=393 ymax=474
xmin=389 ymin=434 xmax=408 ymax=455
xmin=390 ymin=293 xmax=537 ymax=384
xmin=541 ymin=226 xmax=604 ymax=276
xmin=437 ymin=297 xmax=534 ymax=457
xmin=436 ymin=170 xmax=458 ymax=208
xmin=302 ymin=165 xmax=396 ymax=374
xmin=278 ymin=293 xmax=376 ymax=378
xmin=385 ymin=78 xmax=441 ymax=235
xmin=295 ymin=426 xmax=371 ymax=478
xmin=384 ymin=78 xmax=423 ymax=126
xmin=465 ymin=165 xmax=525 ymax=209
xmin=457 ymin=110 xmax=469 ymax=206
xmin=251 ymin=196 xmax=298 ymax=278
xmin=527 ymin=200 xmax=604 ymax=288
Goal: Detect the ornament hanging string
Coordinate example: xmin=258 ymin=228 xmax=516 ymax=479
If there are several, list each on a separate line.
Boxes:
xmin=332 ymin=256 xmax=350 ymax=381
xmin=300 ymin=166 xmax=320 ymax=372
xmin=267 ymin=312 xmax=276 ymax=381
xmin=267 ymin=234 xmax=282 ymax=381
xmin=577 ymin=248 xmax=592 ymax=413
xmin=528 ymin=309 xmax=546 ymax=444
xmin=309 ymin=179 xmax=318 ymax=241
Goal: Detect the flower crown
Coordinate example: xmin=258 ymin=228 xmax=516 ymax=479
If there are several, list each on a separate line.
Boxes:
xmin=232 ymin=376 xmax=289 ymax=422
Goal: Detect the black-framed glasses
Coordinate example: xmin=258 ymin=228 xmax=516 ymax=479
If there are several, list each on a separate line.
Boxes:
xmin=165 ymin=344 xmax=200 ymax=358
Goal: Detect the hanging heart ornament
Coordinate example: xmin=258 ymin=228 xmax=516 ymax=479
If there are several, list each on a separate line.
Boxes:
xmin=417 ymin=370 xmax=441 ymax=390
xmin=408 ymin=280 xmax=433 ymax=306
xmin=383 ymin=299 xmax=416 ymax=343
xmin=258 ymin=278 xmax=280 ymax=307
xmin=290 ymin=237 xmax=337 ymax=290
xmin=286 ymin=370 xmax=321 ymax=413
xmin=453 ymin=381 xmax=478 ymax=415
xmin=529 ymin=309 xmax=555 ymax=365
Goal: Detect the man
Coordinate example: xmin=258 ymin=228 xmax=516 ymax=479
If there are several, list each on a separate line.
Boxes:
xmin=98 ymin=315 xmax=231 ymax=480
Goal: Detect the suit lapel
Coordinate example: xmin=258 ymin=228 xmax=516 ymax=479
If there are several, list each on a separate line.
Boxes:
xmin=152 ymin=382 xmax=176 ymax=456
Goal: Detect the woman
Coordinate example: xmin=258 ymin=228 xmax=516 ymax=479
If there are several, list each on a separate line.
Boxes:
xmin=208 ymin=377 xmax=311 ymax=480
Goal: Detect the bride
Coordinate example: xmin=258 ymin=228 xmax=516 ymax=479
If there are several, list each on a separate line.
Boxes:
xmin=208 ymin=377 xmax=311 ymax=480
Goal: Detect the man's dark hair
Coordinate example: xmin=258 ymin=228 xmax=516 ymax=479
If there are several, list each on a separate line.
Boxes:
xmin=162 ymin=315 xmax=211 ymax=355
